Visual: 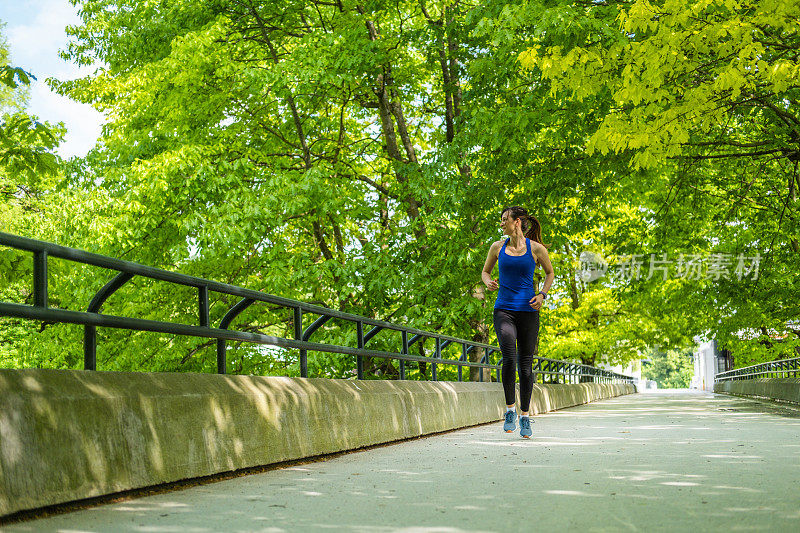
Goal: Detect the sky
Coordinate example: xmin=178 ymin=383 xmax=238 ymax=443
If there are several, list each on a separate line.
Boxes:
xmin=0 ymin=0 xmax=104 ymax=158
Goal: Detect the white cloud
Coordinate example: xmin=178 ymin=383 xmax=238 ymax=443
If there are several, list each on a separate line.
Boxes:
xmin=29 ymin=80 xmax=103 ymax=158
xmin=3 ymin=0 xmax=105 ymax=158
xmin=6 ymin=0 xmax=80 ymax=75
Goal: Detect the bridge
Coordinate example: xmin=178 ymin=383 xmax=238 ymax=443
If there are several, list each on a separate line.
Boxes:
xmin=3 ymin=389 xmax=800 ymax=531
xmin=1 ymin=234 xmax=799 ymax=531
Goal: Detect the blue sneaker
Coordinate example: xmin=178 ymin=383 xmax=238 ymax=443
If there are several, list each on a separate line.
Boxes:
xmin=520 ymin=416 xmax=532 ymax=438
xmin=503 ymin=410 xmax=516 ymax=433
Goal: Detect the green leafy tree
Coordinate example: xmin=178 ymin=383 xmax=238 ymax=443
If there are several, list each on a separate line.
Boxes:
xmin=516 ymin=0 xmax=800 ymax=367
xmin=642 ymin=347 xmax=694 ymax=389
xmin=4 ymin=0 xmax=723 ymax=377
xmin=43 ymin=0 xmax=501 ymax=375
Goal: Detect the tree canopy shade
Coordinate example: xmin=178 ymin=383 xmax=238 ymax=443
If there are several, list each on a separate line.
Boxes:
xmin=1 ymin=0 xmax=796 ymax=375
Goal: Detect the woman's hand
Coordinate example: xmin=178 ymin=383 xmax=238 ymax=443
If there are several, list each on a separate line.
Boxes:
xmin=485 ymin=278 xmax=499 ymax=291
xmin=529 ymin=293 xmax=544 ymax=310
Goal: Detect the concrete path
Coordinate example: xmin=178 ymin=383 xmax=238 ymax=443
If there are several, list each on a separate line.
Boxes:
xmin=4 ymin=390 xmax=800 ymax=532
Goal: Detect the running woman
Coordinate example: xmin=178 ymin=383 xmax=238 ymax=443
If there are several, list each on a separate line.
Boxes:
xmin=481 ymin=206 xmax=554 ymax=438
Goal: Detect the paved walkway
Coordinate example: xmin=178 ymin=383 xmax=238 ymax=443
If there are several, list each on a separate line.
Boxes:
xmin=4 ymin=390 xmax=800 ymax=532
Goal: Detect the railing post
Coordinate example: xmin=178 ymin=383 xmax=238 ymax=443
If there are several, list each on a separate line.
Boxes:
xmin=83 ymin=326 xmax=97 ymax=371
xmin=400 ymin=330 xmax=407 ymax=380
xmin=459 ymin=344 xmax=466 ymax=382
xmin=433 ymin=337 xmax=439 ymax=381
xmin=294 ymin=307 xmax=305 ymax=377
xmin=198 ymin=285 xmax=209 ymax=327
xmin=33 ymin=250 xmax=48 ymax=308
xmin=356 ymin=321 xmax=364 ymax=379
xmin=216 ymin=343 xmax=226 ymax=375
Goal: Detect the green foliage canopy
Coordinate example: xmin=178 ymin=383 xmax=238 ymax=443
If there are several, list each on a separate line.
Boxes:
xmin=4 ymin=0 xmax=796 ymax=376
xmin=518 ymin=0 xmax=800 ymax=364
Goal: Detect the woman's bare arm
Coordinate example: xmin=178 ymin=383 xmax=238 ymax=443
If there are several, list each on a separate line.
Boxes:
xmin=482 ymin=241 xmax=502 ymax=290
xmin=533 ymin=242 xmax=555 ymax=295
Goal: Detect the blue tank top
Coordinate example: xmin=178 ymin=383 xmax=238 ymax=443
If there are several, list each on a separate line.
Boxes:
xmin=494 ymin=238 xmax=537 ymax=312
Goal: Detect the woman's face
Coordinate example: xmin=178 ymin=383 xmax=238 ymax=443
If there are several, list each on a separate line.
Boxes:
xmin=500 ymin=211 xmax=518 ymax=236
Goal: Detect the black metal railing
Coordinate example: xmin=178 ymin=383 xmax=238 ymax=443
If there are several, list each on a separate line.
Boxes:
xmin=0 ymin=232 xmax=634 ymax=385
xmin=715 ymin=356 xmax=800 ymax=383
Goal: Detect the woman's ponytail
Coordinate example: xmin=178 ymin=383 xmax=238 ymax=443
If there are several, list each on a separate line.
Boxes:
xmin=525 ymin=215 xmax=543 ymax=245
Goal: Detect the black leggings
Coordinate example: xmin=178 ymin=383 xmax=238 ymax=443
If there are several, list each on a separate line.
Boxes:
xmin=493 ymin=308 xmax=540 ymax=412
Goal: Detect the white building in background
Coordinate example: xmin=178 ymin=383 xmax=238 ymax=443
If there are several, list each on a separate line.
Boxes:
xmin=691 ymin=340 xmax=733 ymax=391
xmin=601 ymin=360 xmax=655 ymax=390
xmin=692 ymin=341 xmax=716 ymax=391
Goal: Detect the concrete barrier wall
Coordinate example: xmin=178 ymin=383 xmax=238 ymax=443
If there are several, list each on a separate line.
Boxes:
xmin=0 ymin=369 xmax=635 ymax=517
xmin=714 ymin=378 xmax=800 ymax=404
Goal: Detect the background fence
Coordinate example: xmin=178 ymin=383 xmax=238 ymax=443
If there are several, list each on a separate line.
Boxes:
xmin=715 ymin=356 xmax=800 ymax=383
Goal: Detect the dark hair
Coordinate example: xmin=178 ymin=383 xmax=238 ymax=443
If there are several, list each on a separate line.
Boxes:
xmin=502 ymin=206 xmax=543 ymax=245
